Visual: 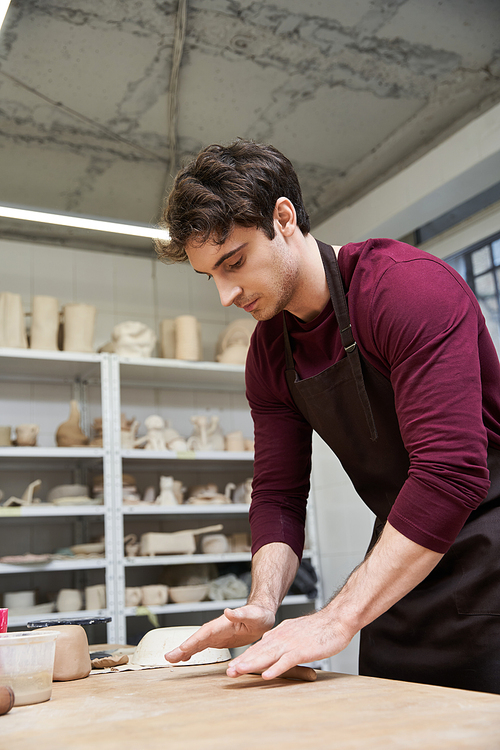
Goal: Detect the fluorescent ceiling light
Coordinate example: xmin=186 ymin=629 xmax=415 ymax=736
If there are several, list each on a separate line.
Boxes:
xmin=0 ymin=204 xmax=170 ymax=240
xmin=0 ymin=0 xmax=12 ymax=32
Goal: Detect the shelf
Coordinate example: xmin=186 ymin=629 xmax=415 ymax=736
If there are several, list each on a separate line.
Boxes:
xmin=124 ymin=595 xmax=311 ymax=617
xmin=0 ymin=348 xmax=102 ymax=383
xmin=118 ymin=356 xmax=245 ymax=392
xmin=125 ymin=552 xmax=252 ymax=567
xmin=122 ymin=504 xmax=249 ymax=515
xmin=124 ymin=550 xmax=312 ymax=567
xmin=0 ymin=558 xmax=107 ymax=574
xmin=0 ymin=447 xmax=104 ymax=459
xmin=0 ymin=506 xmax=105 ymax=518
xmin=121 ymin=449 xmax=252 ymax=462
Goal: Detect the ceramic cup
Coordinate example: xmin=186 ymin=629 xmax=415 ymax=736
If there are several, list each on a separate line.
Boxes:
xmin=56 ymin=589 xmax=82 ymax=612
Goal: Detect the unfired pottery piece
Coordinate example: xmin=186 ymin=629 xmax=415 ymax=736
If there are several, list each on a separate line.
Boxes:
xmin=159 ymin=318 xmax=175 ymax=359
xmin=224 ymin=430 xmax=245 ymax=452
xmin=0 ymin=292 xmax=28 ymax=348
xmin=139 ymin=524 xmax=223 ymax=556
xmin=130 ymin=626 xmax=230 ymax=667
xmin=141 ymin=584 xmax=169 ymax=606
xmin=174 ymin=315 xmax=201 ymax=361
xmin=56 ymin=588 xmax=83 ymax=612
xmin=187 ymin=415 xmax=224 ymax=452
xmin=215 ymin=319 xmax=256 ymax=364
xmin=14 ymin=423 xmax=39 ymax=446
xmin=85 ymin=584 xmax=106 ymax=610
xmin=0 ymin=425 xmax=12 ymax=446
xmin=41 ymin=624 xmax=92 ymax=681
xmin=200 ymin=534 xmax=229 ymax=555
xmin=110 ymin=321 xmax=156 ymax=358
xmin=168 ymin=584 xmax=209 ymax=603
xmin=3 ymin=479 xmax=42 ymax=507
xmin=30 ymin=295 xmax=59 ymax=351
xmin=125 ymin=587 xmax=142 ymax=607
xmin=155 ymin=475 xmax=179 ymax=505
xmin=56 ymin=400 xmax=89 ymax=447
xmin=63 ymin=303 xmax=96 ymax=353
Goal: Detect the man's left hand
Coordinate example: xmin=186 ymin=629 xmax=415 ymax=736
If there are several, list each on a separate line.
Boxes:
xmin=226 ymin=609 xmax=351 ymax=679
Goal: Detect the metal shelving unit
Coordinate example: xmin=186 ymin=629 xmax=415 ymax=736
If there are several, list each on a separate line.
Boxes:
xmin=0 ymin=350 xmax=324 ymax=646
xmin=0 ymin=349 xmax=116 ymax=642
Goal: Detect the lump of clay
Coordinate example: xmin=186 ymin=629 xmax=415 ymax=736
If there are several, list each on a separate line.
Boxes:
xmin=41 ymin=625 xmax=92 ymax=681
xmin=110 ymin=321 xmax=156 ymax=358
xmin=56 ymin=400 xmax=89 ymax=447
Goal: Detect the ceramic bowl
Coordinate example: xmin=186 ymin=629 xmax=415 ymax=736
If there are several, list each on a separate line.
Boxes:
xmin=168 ymin=583 xmax=209 ymax=603
xmin=130 ymin=625 xmax=230 ymax=667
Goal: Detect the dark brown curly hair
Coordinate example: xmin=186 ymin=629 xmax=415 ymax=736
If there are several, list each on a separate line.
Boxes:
xmin=155 ymin=138 xmax=310 ymax=263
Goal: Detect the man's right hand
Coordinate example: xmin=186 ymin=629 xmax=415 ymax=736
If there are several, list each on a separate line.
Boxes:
xmin=164 ymin=604 xmax=275 ymax=663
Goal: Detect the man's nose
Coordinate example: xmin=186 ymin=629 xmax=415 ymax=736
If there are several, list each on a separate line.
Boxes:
xmin=216 ymin=279 xmax=242 ymax=307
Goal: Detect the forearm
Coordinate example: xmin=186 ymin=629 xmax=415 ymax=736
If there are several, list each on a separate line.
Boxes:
xmin=324 ymin=521 xmax=444 ymax=636
xmin=247 ymin=542 xmax=300 ymax=614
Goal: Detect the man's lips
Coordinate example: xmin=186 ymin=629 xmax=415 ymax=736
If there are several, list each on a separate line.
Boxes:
xmin=240 ymin=298 xmax=258 ymax=313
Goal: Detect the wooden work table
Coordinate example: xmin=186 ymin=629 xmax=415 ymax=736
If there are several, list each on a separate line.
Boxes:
xmin=2 ymin=662 xmax=500 ymax=750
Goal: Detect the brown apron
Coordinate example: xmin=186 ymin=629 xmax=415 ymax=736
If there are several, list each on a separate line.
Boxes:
xmin=284 ymin=239 xmax=500 ymax=693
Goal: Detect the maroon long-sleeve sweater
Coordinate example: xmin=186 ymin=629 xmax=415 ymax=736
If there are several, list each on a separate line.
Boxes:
xmin=246 ymin=238 xmax=500 ymax=557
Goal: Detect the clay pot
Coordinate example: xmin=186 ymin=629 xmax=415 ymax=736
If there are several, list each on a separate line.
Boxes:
xmin=0 ymin=292 xmax=28 ymax=348
xmin=141 ymin=584 xmax=168 ymax=606
xmin=174 ymin=315 xmax=202 ymax=361
xmin=56 ymin=589 xmax=82 ymax=612
xmin=63 ymin=303 xmax=96 ymax=352
xmin=15 ymin=423 xmax=39 ymax=446
xmin=30 ymin=295 xmax=59 ymax=350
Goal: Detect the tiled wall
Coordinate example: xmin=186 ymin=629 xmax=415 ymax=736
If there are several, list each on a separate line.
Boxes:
xmin=1 ymin=238 xmax=245 ymax=360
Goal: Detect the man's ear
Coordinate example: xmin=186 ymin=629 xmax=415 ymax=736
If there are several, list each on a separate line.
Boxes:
xmin=274 ymin=198 xmax=296 ymax=237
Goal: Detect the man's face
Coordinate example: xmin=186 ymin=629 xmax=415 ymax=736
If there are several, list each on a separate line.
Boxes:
xmin=185 ymin=224 xmax=300 ymax=321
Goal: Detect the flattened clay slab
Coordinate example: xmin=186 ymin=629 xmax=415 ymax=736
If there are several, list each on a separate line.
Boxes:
xmin=130 ymin=626 xmax=230 ymax=667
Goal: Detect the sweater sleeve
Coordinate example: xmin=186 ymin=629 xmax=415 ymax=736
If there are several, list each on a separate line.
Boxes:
xmin=364 ymin=257 xmax=491 ymax=553
xmin=245 ymin=328 xmax=312 ymax=560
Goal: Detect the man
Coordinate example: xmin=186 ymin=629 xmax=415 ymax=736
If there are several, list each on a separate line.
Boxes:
xmin=155 ymin=139 xmax=500 ymax=693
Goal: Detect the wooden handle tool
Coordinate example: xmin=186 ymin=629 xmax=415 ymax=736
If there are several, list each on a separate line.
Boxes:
xmin=251 ymin=665 xmax=317 ymax=682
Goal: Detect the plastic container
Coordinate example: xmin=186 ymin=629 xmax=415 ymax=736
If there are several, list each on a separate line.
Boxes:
xmin=0 ymin=609 xmax=7 ymax=633
xmin=0 ymin=630 xmax=59 ymax=705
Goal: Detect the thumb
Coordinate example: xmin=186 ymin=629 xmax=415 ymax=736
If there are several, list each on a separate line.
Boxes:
xmin=224 ymin=607 xmax=244 ymax=622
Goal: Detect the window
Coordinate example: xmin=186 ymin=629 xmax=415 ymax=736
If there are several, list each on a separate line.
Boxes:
xmin=446 ymin=231 xmax=500 ymax=345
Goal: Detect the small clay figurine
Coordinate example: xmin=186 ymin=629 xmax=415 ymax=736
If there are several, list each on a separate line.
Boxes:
xmin=56 ymin=400 xmax=89 ymax=447
xmin=3 ymin=479 xmax=42 ymax=506
xmin=135 ymin=415 xmax=167 ymax=450
xmin=155 ymin=476 xmax=179 ymax=505
xmin=187 ymin=415 xmax=224 ymax=452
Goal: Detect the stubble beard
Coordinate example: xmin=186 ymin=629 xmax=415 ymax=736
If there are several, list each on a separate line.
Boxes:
xmin=250 ymin=243 xmax=299 ymax=321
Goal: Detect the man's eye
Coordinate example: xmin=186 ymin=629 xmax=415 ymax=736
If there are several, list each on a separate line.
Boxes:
xmin=228 ymin=258 xmax=242 ymax=270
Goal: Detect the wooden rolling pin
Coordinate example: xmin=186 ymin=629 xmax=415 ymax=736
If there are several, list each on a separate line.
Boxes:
xmin=251 ymin=665 xmax=317 ymax=682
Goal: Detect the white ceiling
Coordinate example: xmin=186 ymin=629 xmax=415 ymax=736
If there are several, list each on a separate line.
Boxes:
xmin=0 ymin=0 xmax=499 ymax=253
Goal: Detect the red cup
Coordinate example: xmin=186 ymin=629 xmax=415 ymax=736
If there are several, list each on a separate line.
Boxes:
xmin=0 ymin=609 xmax=8 ymax=633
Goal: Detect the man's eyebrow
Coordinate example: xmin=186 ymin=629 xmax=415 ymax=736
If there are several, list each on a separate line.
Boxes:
xmin=192 ymin=244 xmax=247 ymax=275
xmin=212 ymin=244 xmax=247 ymax=270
